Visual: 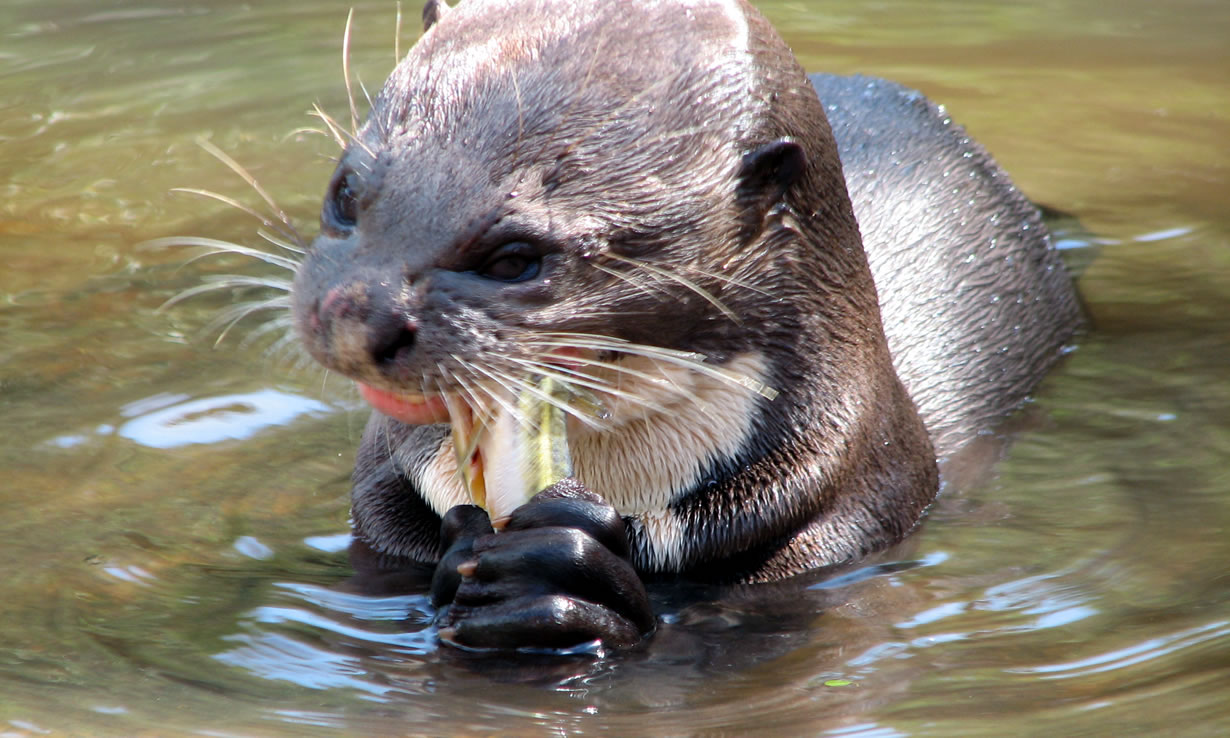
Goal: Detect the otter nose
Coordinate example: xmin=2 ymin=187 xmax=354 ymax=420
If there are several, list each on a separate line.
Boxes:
xmin=366 ymin=310 xmax=419 ymax=367
xmin=317 ymin=282 xmax=418 ymax=368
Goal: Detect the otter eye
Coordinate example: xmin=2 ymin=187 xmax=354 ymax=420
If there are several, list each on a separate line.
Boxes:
xmin=325 ymin=168 xmax=361 ymax=230
xmin=478 ymin=242 xmax=541 ymax=282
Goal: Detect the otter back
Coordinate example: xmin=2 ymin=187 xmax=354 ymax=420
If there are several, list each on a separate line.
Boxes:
xmin=813 ymin=74 xmax=1082 ymax=455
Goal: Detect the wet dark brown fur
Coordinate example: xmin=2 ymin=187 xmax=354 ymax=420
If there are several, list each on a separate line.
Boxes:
xmin=292 ymin=0 xmax=1080 ymax=584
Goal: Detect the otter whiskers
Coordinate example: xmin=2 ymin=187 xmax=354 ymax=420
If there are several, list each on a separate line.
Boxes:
xmin=440 ymin=360 xmax=586 ymax=517
xmin=596 ymin=250 xmax=787 ymax=325
xmin=149 ymin=237 xmax=302 ymax=272
xmin=194 ymin=138 xmax=305 ymax=245
xmin=527 ymin=333 xmax=778 ymax=401
xmin=503 ymin=357 xmax=671 ymax=417
xmin=146 ymin=134 xmax=313 ymax=364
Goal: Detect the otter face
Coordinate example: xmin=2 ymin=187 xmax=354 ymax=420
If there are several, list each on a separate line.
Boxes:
xmin=291 ymin=0 xmax=790 ymax=427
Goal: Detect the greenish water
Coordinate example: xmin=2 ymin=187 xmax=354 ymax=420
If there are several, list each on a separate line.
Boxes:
xmin=2 ymin=1 xmax=1228 ymax=735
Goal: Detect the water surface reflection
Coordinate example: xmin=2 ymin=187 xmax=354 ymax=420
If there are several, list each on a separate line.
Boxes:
xmin=1 ymin=0 xmax=1227 ymax=735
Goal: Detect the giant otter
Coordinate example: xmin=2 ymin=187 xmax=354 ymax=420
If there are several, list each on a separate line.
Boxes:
xmin=291 ymin=0 xmax=1081 ymax=650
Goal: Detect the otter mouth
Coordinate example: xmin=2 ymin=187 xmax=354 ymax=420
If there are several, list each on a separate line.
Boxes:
xmin=352 ymin=341 xmax=777 ymax=520
xmin=354 ymin=347 xmax=590 ymax=427
xmin=356 ymin=382 xmax=452 ymax=426
xmin=356 ymin=375 xmax=579 ymax=521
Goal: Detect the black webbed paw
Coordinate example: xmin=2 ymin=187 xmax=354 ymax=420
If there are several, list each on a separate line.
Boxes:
xmin=430 ymin=504 xmax=494 ymax=609
xmin=434 ymin=479 xmax=654 ymax=652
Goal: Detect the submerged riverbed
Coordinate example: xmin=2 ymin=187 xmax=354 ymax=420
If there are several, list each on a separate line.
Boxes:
xmin=1 ymin=0 xmax=1228 ymax=735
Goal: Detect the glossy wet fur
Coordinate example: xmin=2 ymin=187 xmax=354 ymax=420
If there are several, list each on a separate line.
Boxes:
xmin=291 ymin=0 xmax=1079 ymax=649
xmin=814 ymin=75 xmax=1080 ymax=454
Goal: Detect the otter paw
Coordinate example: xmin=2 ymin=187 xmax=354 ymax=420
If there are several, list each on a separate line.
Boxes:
xmin=429 ymin=504 xmax=495 ymax=608
xmin=436 ymin=480 xmax=654 ymax=652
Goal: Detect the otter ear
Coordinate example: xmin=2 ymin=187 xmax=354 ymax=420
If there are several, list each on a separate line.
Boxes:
xmin=423 ymin=0 xmax=452 ymax=31
xmin=737 ymin=138 xmax=806 ymax=219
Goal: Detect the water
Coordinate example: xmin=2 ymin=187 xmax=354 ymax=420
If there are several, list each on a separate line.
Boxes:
xmin=2 ymin=0 xmax=1228 ymax=735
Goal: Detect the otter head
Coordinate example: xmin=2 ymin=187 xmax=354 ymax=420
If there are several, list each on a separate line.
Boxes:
xmin=292 ymin=0 xmax=890 ymax=530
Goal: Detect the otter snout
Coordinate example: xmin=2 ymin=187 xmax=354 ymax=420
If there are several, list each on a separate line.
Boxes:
xmin=293 ymin=260 xmax=424 ymax=385
xmin=315 ymin=283 xmax=419 ymax=368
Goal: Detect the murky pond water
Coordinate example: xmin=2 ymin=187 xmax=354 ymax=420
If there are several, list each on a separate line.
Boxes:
xmin=2 ymin=0 xmax=1227 ymax=735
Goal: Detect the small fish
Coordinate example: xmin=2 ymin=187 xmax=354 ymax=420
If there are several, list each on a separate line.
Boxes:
xmin=451 ymin=375 xmax=580 ymax=523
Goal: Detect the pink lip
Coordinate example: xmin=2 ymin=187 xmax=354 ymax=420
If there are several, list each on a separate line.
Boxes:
xmin=357 ymin=382 xmax=451 ymax=425
xmin=356 ymin=349 xmax=591 ymax=425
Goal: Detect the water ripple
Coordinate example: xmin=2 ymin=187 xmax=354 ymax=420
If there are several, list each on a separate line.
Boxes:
xmin=213 ymin=631 xmax=394 ymax=695
xmin=1011 ymin=620 xmax=1230 ymax=679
